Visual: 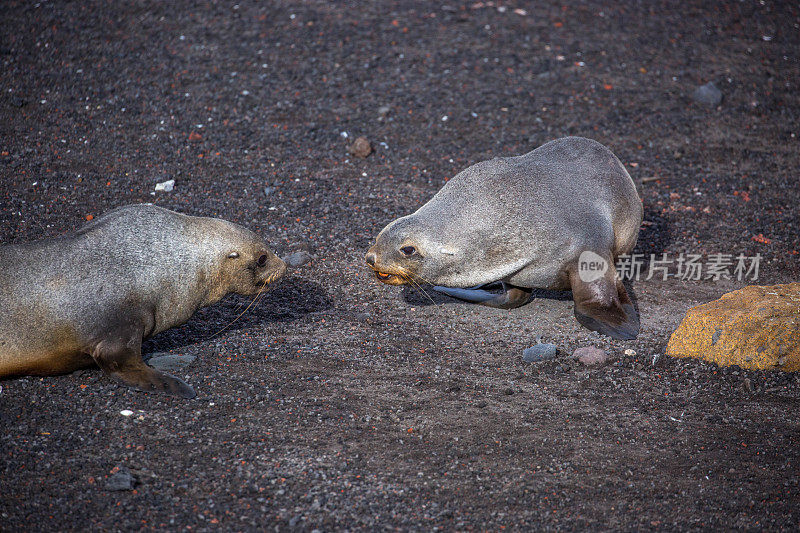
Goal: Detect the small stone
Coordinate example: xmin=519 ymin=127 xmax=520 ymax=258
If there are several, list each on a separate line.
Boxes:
xmin=378 ymin=105 xmax=391 ymax=117
xmin=522 ymin=343 xmax=557 ymax=362
xmin=147 ymin=354 xmax=196 ymax=372
xmin=106 ymin=468 xmax=136 ymax=491
xmin=154 ymin=179 xmax=175 ymax=192
xmin=282 ymin=250 xmax=312 ymax=268
xmin=624 ymin=348 xmax=637 ymax=356
xmin=573 ymin=346 xmax=609 ymax=366
xmin=502 ymin=387 xmax=514 ymax=395
xmin=692 ymin=82 xmax=723 ymax=107
xmin=348 ymin=136 xmax=373 ymax=158
xmin=11 ymin=97 xmax=27 ymax=108
xmin=120 ymin=410 xmax=134 ymax=417
xmin=476 ymin=400 xmax=488 ymax=408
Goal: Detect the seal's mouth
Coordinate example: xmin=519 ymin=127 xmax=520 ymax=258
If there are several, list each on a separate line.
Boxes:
xmin=261 ymin=261 xmax=287 ymax=286
xmin=372 ymin=269 xmax=406 ymax=285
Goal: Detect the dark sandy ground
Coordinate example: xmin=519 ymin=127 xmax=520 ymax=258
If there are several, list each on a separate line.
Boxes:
xmin=1 ymin=1 xmax=799 ymax=530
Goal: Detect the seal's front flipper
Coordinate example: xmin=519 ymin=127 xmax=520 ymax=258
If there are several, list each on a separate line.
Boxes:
xmin=568 ymin=266 xmax=639 ymax=340
xmin=433 ymin=283 xmax=532 ymax=310
xmin=92 ymin=338 xmax=196 ymax=399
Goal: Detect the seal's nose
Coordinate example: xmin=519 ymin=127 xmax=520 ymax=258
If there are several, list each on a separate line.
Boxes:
xmin=365 ymin=252 xmax=376 ymax=266
xmin=274 ymin=259 xmax=287 ymax=280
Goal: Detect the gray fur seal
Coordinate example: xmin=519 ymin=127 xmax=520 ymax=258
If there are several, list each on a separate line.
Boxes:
xmin=365 ymin=136 xmax=643 ymax=340
xmin=0 ymin=204 xmax=287 ymax=398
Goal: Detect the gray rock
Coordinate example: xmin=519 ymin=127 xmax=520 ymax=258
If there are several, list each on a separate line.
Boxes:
xmin=106 ymin=468 xmax=136 ymax=491
xmin=573 ymin=346 xmax=609 ymax=366
xmin=283 ymin=250 xmax=312 ymax=268
xmin=378 ymin=105 xmax=391 ymax=117
xmin=522 ymin=343 xmax=557 ymax=362
xmin=693 ymin=82 xmax=722 ymax=106
xmin=147 ymin=353 xmax=196 ymax=372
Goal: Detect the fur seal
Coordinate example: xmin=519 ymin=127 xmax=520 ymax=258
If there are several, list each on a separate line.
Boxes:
xmin=365 ymin=136 xmax=643 ymax=340
xmin=0 ymin=204 xmax=287 ymax=398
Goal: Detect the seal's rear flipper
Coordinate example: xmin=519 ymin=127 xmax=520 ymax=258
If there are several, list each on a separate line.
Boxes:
xmin=433 ymin=283 xmax=532 ymax=310
xmin=92 ymin=337 xmax=196 ymax=399
xmin=568 ymin=267 xmax=639 ymax=340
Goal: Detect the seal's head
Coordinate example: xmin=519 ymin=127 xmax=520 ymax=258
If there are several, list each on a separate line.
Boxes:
xmin=206 ymin=220 xmax=287 ymax=298
xmin=223 ymin=245 xmax=286 ymax=295
xmin=365 ymin=214 xmax=466 ymax=287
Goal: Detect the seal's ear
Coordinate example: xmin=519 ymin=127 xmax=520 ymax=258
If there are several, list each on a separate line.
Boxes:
xmin=568 ymin=261 xmax=639 ymax=340
xmin=227 ymin=252 xmax=240 ymax=259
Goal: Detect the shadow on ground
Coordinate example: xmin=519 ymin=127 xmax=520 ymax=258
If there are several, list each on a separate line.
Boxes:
xmin=142 ymin=276 xmax=332 ymax=353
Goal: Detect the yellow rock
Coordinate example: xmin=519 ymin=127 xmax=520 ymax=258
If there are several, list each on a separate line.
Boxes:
xmin=667 ymin=283 xmax=800 ymax=371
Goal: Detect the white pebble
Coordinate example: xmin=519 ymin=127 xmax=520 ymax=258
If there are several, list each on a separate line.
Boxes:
xmin=120 ymin=410 xmax=134 ymax=417
xmin=154 ymin=179 xmax=175 ymax=192
xmin=624 ymin=349 xmax=637 ymax=356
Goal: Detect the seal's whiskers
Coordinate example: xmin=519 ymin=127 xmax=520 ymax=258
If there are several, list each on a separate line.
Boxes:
xmin=403 ymin=272 xmax=440 ymax=307
xmin=206 ymin=277 xmax=269 ymax=341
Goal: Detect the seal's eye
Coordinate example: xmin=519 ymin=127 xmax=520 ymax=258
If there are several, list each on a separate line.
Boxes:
xmin=228 ymin=252 xmax=240 ymax=259
xmin=400 ymin=246 xmax=416 ymax=257
xmin=257 ymin=254 xmax=269 ymax=267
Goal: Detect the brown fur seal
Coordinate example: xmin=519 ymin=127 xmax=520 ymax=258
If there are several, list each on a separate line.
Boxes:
xmin=365 ymin=137 xmax=643 ymax=340
xmin=0 ymin=204 xmax=287 ymax=398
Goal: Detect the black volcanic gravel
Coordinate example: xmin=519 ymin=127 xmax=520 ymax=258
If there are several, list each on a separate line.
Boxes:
xmin=1 ymin=1 xmax=799 ymax=531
